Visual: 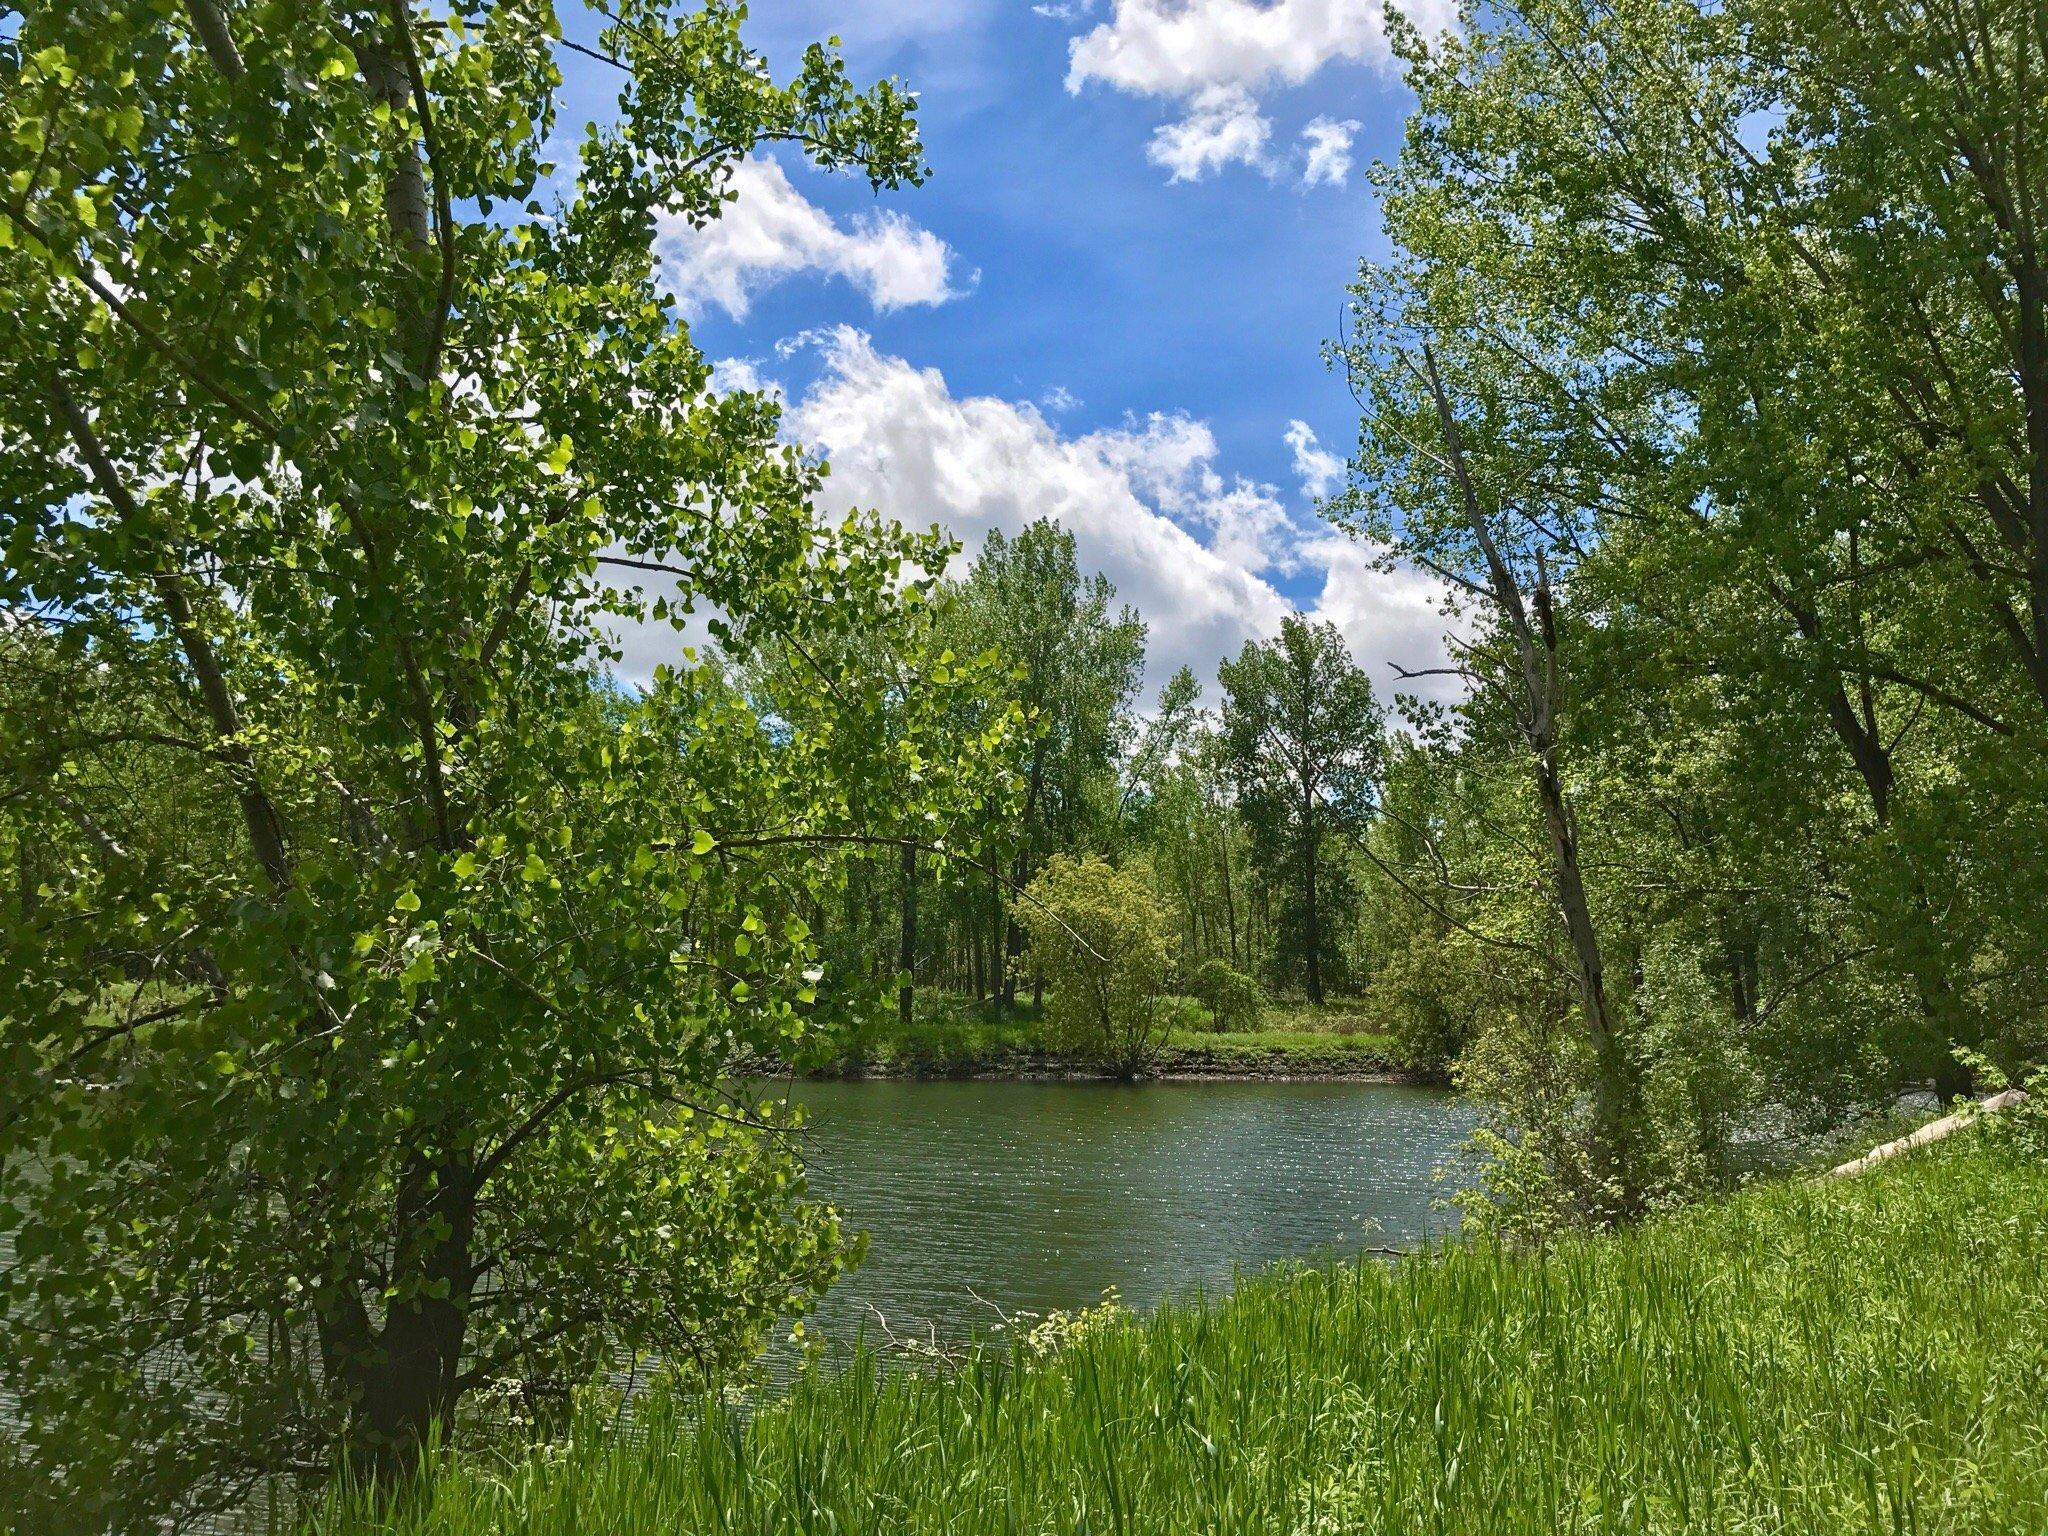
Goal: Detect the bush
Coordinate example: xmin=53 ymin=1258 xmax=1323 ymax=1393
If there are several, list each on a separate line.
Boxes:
xmin=1018 ymin=855 xmax=1175 ymax=1073
xmin=1370 ymin=928 xmax=1486 ymax=1078
xmin=1192 ymin=959 xmax=1265 ymax=1032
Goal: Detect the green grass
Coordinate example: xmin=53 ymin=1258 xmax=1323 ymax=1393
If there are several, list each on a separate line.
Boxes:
xmin=1153 ymin=1026 xmax=1397 ymax=1074
xmin=313 ymin=1135 xmax=2048 ymax=1535
xmin=792 ymin=991 xmax=1399 ymax=1077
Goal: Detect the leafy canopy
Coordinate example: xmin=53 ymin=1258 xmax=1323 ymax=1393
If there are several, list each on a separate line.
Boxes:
xmin=0 ymin=0 xmax=1004 ymax=1525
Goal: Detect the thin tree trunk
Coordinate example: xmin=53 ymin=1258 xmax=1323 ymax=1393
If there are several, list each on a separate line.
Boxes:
xmin=898 ymin=841 xmax=917 ymax=1028
xmin=1420 ymin=344 xmax=1632 ymax=1212
xmin=1302 ymin=815 xmax=1324 ymax=1005
xmin=1219 ymin=827 xmax=1239 ymax=968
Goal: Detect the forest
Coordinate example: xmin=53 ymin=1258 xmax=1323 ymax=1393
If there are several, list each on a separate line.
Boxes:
xmin=3 ymin=0 xmax=2046 ymax=1531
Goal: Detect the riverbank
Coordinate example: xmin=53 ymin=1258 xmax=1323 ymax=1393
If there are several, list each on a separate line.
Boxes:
xmin=311 ymin=1129 xmax=2048 ymax=1535
xmin=748 ymin=994 xmax=1416 ymax=1082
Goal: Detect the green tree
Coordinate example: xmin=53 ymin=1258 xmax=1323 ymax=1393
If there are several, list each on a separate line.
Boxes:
xmin=1325 ymin=0 xmax=2048 ymax=1226
xmin=1120 ymin=666 xmax=1248 ymax=980
xmin=1217 ymin=617 xmax=1383 ymax=1004
xmin=0 ymin=1 xmax=1000 ymax=1523
xmin=1018 ymin=854 xmax=1174 ymax=1074
xmin=954 ymin=521 xmax=1146 ymax=1004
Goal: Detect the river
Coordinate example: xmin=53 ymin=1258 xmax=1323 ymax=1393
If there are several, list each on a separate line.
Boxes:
xmin=775 ymin=1078 xmax=1476 ymax=1355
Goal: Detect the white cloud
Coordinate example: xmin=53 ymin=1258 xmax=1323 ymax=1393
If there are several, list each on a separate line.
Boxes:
xmin=1303 ymin=531 xmax=1460 ymax=702
xmin=1040 ymin=384 xmax=1082 ymax=414
xmin=654 ymin=158 xmax=970 ymax=321
xmin=1067 ymin=0 xmax=1446 ymax=99
xmin=606 ymin=332 xmax=1456 ymax=701
xmin=710 ymin=355 xmax=781 ymax=399
xmin=1285 ymin=419 xmax=1345 ymax=499
xmin=1146 ymin=86 xmax=1273 ymax=182
xmin=1298 ymin=115 xmax=1360 ymax=187
xmin=783 ymin=329 xmax=1298 ymax=687
xmin=1089 ymin=413 xmax=1298 ymax=573
xmin=1065 ymin=0 xmax=1453 ymax=181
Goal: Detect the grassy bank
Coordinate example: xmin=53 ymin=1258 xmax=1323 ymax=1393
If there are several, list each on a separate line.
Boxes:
xmin=317 ymin=1134 xmax=2048 ymax=1535
xmin=773 ymin=992 xmax=1404 ymax=1079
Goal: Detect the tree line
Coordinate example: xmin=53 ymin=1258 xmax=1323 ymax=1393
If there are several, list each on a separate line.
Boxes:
xmin=818 ymin=519 xmax=1390 ymax=1031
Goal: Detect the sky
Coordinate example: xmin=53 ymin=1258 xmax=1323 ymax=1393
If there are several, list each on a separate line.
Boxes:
xmin=558 ymin=0 xmax=1457 ymax=701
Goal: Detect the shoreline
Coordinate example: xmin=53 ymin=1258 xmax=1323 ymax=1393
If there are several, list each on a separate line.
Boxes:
xmin=741 ymin=1044 xmax=1430 ymax=1087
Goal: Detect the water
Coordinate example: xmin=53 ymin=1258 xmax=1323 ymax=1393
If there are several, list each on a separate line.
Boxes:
xmin=777 ymin=1078 xmax=1476 ymax=1353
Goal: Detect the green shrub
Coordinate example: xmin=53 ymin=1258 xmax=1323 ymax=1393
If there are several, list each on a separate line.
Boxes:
xmin=1370 ymin=928 xmax=1487 ymax=1078
xmin=1017 ymin=855 xmax=1174 ymax=1073
xmin=1193 ymin=959 xmax=1265 ymax=1032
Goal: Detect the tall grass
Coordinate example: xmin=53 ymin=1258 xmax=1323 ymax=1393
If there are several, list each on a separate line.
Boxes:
xmin=315 ymin=1138 xmax=2048 ymax=1535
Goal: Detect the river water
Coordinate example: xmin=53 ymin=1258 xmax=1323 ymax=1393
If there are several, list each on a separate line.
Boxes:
xmin=775 ymin=1078 xmax=1477 ymax=1354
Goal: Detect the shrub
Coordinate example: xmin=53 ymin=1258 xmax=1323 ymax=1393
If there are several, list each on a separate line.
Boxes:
xmin=1018 ymin=855 xmax=1175 ymax=1073
xmin=1193 ymin=959 xmax=1265 ymax=1032
xmin=1370 ymin=928 xmax=1487 ymax=1078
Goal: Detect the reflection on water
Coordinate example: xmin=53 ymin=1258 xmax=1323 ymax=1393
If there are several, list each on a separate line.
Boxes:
xmin=775 ymin=1078 xmax=1476 ymax=1352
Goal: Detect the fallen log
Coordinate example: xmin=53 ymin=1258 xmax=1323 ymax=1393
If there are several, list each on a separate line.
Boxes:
xmin=1824 ymin=1088 xmax=2030 ymax=1179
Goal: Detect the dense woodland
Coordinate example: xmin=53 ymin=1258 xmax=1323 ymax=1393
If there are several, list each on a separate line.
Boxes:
xmin=3 ymin=0 xmax=2045 ymax=1529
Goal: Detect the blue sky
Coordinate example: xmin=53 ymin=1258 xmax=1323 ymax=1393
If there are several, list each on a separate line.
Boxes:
xmin=561 ymin=1 xmax=1455 ymax=696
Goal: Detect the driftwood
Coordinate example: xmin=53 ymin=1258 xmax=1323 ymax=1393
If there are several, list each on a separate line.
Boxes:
xmin=1823 ymin=1089 xmax=2030 ymax=1179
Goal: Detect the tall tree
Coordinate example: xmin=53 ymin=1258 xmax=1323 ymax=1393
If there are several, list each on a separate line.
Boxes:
xmin=1218 ymin=618 xmax=1382 ymax=1004
xmin=954 ymin=520 xmax=1145 ymax=1004
xmin=1355 ymin=0 xmax=2048 ymax=1104
xmin=0 ymin=1 xmax=998 ymax=1524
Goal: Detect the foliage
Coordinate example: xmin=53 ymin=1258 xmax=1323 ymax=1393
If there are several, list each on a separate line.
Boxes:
xmin=945 ymin=521 xmax=1146 ymax=1004
xmin=1322 ymin=0 xmax=2048 ymax=1219
xmin=1016 ymin=855 xmax=1174 ymax=1073
xmin=1369 ymin=928 xmax=1487 ymax=1079
xmin=306 ymin=1137 xmax=2048 ymax=1536
xmin=0 ymin=0 xmax=1006 ymax=1521
xmin=1218 ymin=617 xmax=1384 ymax=1004
xmin=1191 ymin=958 xmax=1264 ymax=1033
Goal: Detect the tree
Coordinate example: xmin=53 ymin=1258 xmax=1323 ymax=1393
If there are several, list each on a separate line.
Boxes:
xmin=1018 ymin=854 xmax=1174 ymax=1075
xmin=953 ymin=521 xmax=1146 ymax=1004
xmin=0 ymin=1 xmax=999 ymax=1524
xmin=1119 ymin=666 xmax=1247 ymax=981
xmin=1322 ymin=0 xmax=2048 ymax=1227
xmin=1217 ymin=618 xmax=1383 ymax=1004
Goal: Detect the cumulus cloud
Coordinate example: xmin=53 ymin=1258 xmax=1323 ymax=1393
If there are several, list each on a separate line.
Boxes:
xmin=607 ymin=333 xmax=1456 ymax=702
xmin=1303 ymin=531 xmax=1460 ymax=703
xmin=1065 ymin=0 xmax=1453 ymax=182
xmin=1089 ymin=413 xmax=1298 ymax=573
xmin=654 ymin=158 xmax=970 ymax=321
xmin=783 ymin=328 xmax=1296 ymax=687
xmin=1146 ymin=86 xmax=1273 ymax=181
xmin=1298 ymin=115 xmax=1361 ymax=187
xmin=709 ymin=355 xmax=781 ymax=399
xmin=1284 ymin=419 xmax=1345 ymax=499
xmin=1067 ymin=0 xmax=1445 ymax=98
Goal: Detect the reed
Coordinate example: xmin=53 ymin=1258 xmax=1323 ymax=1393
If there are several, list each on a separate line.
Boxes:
xmin=314 ymin=1137 xmax=2048 ymax=1535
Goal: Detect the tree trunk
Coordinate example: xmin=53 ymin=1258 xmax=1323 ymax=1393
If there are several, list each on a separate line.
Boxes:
xmin=1003 ymin=753 xmax=1046 ymax=1009
xmin=1420 ymin=344 xmax=1633 ymax=1215
xmin=898 ymin=841 xmax=917 ymax=1029
xmin=1529 ymin=741 xmax=1631 ymax=1206
xmin=330 ymin=1158 xmax=477 ymax=1483
xmin=1301 ymin=817 xmax=1324 ymax=1005
xmin=991 ymin=889 xmax=1008 ymax=1007
xmin=1218 ymin=828 xmax=1239 ymax=969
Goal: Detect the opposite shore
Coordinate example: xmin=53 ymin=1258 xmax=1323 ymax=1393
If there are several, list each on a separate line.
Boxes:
xmin=739 ymin=995 xmax=1428 ymax=1084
